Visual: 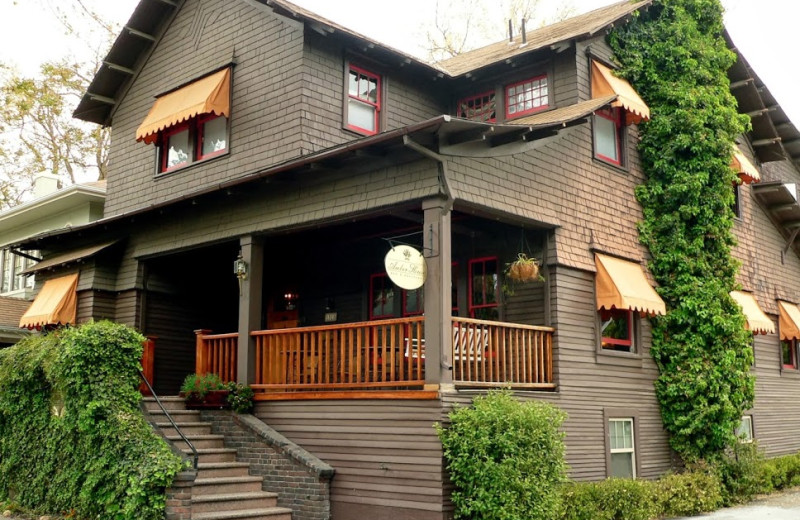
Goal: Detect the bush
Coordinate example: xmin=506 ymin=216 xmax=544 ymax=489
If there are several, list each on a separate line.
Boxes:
xmin=0 ymin=321 xmax=184 ymax=520
xmin=656 ymin=466 xmax=723 ymax=517
xmin=436 ymin=390 xmax=567 ymax=520
xmin=226 ymin=381 xmax=255 ymax=414
xmin=181 ymin=372 xmax=225 ymax=399
xmin=559 ymin=479 xmax=658 ymax=520
xmin=717 ymin=442 xmax=766 ymax=505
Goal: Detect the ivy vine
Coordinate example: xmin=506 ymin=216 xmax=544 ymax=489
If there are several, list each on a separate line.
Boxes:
xmin=609 ymin=0 xmax=754 ymax=461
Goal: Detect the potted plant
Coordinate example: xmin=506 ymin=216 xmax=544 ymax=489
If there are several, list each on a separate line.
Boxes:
xmin=503 ymin=253 xmax=544 ymax=295
xmin=180 ymin=372 xmax=229 ymax=409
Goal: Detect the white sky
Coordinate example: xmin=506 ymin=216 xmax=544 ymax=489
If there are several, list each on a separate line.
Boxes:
xmin=0 ymin=0 xmax=796 ymax=128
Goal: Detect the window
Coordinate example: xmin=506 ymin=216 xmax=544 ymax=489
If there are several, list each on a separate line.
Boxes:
xmin=469 ymin=257 xmax=499 ymax=320
xmin=158 ymin=114 xmax=228 ymax=173
xmin=781 ymin=338 xmax=798 ymax=369
xmin=594 ymin=107 xmax=623 ymax=165
xmin=0 ymin=249 xmax=37 ymax=295
xmin=403 ymin=287 xmax=424 ymax=317
xmin=735 ymin=416 xmax=754 ymax=443
xmin=505 ymin=75 xmax=548 ymax=119
xmin=457 ymin=91 xmax=496 ymax=122
xmin=370 ymin=273 xmax=395 ymax=319
xmin=346 ymin=65 xmax=381 ymax=135
xmin=600 ymin=308 xmax=634 ymax=352
xmin=608 ymin=418 xmax=636 ymax=478
xmin=732 ymin=182 xmax=742 ymax=219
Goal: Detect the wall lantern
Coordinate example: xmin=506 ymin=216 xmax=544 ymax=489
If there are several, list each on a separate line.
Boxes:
xmin=234 ymin=253 xmax=248 ymax=295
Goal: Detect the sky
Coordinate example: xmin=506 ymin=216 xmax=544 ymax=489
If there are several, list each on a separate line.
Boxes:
xmin=0 ymin=0 xmax=796 ymax=127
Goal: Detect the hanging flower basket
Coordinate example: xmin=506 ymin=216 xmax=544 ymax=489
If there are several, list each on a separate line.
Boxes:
xmin=506 ymin=253 xmax=541 ymax=282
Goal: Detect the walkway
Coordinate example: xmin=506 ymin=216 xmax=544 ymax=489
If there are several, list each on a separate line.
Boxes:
xmin=675 ymin=488 xmax=800 ymax=519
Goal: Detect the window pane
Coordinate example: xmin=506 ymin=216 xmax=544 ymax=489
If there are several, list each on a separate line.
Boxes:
xmin=367 ymin=77 xmax=378 ymax=103
xmin=595 ymin=116 xmax=618 ymax=161
xmin=166 ymin=129 xmax=190 ymax=168
xmin=0 ymin=250 xmax=9 ymax=293
xmin=349 ymin=70 xmax=359 ymax=95
xmin=610 ymin=419 xmax=633 ymax=450
xmin=735 ymin=416 xmax=753 ymax=442
xmin=349 ymin=99 xmax=376 ymax=132
xmin=202 ymin=116 xmax=227 ymax=156
xmin=610 ymin=452 xmax=634 ymax=479
xmin=405 ymin=288 xmax=423 ymax=315
xmin=782 ymin=340 xmax=796 ymax=367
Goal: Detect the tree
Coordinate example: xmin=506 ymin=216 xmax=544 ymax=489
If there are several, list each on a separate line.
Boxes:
xmin=424 ymin=0 xmax=576 ymax=61
xmin=0 ymin=0 xmax=117 ymax=209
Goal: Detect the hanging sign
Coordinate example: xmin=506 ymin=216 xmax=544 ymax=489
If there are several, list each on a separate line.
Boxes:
xmin=384 ymin=245 xmax=427 ymax=290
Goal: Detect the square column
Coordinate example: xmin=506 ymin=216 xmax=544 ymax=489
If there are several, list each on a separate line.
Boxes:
xmin=237 ymin=235 xmax=264 ymax=385
xmin=423 ymin=198 xmax=453 ymax=388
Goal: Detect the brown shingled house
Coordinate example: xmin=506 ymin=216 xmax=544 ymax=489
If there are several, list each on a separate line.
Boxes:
xmin=13 ymin=0 xmax=800 ymax=518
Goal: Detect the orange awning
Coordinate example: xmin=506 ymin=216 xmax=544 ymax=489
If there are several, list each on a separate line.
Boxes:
xmin=19 ymin=274 xmax=79 ymax=329
xmin=595 ymin=253 xmax=665 ymax=317
xmin=136 ymin=68 xmax=231 ymax=144
xmin=730 ymin=291 xmax=774 ymax=335
xmin=731 ymin=147 xmax=760 ymax=184
xmin=778 ymin=301 xmax=800 ymax=341
xmin=591 ymin=60 xmax=650 ymax=125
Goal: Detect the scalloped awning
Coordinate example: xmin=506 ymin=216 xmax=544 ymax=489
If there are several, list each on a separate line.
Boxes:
xmin=19 ymin=274 xmax=78 ymax=330
xmin=591 ymin=60 xmax=650 ymax=125
xmin=136 ymin=68 xmax=231 ymax=144
xmin=730 ymin=291 xmax=773 ymax=335
xmin=732 ymin=147 xmax=760 ymax=184
xmin=778 ymin=301 xmax=800 ymax=341
xmin=595 ymin=254 xmax=665 ymax=317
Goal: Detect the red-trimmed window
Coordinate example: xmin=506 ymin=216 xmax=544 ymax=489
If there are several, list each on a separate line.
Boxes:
xmin=370 ymin=273 xmax=395 ymax=320
xmin=159 ymin=115 xmax=228 ymax=173
xmin=469 ymin=257 xmax=499 ymax=320
xmin=505 ymin=75 xmax=548 ymax=119
xmin=402 ymin=287 xmax=424 ymax=317
xmin=782 ymin=338 xmax=798 ymax=369
xmin=347 ymin=65 xmax=381 ymax=135
xmin=457 ymin=91 xmax=496 ymax=122
xmin=594 ymin=107 xmax=623 ymax=165
xmin=600 ymin=308 xmax=633 ymax=352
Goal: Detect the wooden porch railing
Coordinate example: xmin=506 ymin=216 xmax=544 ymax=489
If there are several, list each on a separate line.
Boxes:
xmin=251 ymin=317 xmax=426 ymax=391
xmin=194 ymin=329 xmax=237 ymax=383
xmin=193 ymin=317 xmax=555 ymax=394
xmin=451 ymin=317 xmax=555 ymax=389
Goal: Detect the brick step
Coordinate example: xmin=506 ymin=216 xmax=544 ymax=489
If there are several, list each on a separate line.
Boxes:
xmin=192 ymin=508 xmax=292 ymax=520
xmin=192 ymin=476 xmax=264 ymax=496
xmin=191 ymin=491 xmax=278 ymax=514
xmin=142 ymin=396 xmax=186 ymax=412
xmin=167 ymin=434 xmax=226 ymax=450
xmin=157 ymin=422 xmax=213 ymax=436
xmin=197 ymin=462 xmax=252 ymax=479
xmin=182 ymin=448 xmax=238 ymax=464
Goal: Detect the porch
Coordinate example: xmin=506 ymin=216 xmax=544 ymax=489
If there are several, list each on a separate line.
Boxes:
xmin=195 ymin=316 xmax=554 ymax=399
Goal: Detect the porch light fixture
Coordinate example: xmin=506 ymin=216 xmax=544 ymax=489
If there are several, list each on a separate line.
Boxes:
xmin=284 ymin=292 xmax=298 ymax=311
xmin=234 ymin=253 xmax=248 ymax=295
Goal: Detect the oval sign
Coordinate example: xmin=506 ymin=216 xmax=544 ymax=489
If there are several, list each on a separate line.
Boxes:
xmin=384 ymin=245 xmax=427 ymax=290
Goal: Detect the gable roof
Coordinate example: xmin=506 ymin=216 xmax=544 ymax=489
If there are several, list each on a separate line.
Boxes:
xmin=437 ymin=0 xmax=652 ymax=77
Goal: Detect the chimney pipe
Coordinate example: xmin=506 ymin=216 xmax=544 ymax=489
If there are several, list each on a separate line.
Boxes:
xmin=508 ymin=19 xmax=513 ymax=42
xmin=521 ymin=19 xmax=527 ymax=44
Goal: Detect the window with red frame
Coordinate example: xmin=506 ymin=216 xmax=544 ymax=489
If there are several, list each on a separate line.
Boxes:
xmin=782 ymin=338 xmax=798 ymax=369
xmin=505 ymin=75 xmax=548 ymax=119
xmin=159 ymin=114 xmax=228 ymax=173
xmin=600 ymin=308 xmax=633 ymax=352
xmin=469 ymin=257 xmax=499 ymax=320
xmin=457 ymin=91 xmax=496 ymax=122
xmin=401 ymin=262 xmax=459 ymax=316
xmin=370 ymin=273 xmax=395 ymax=319
xmin=593 ymin=107 xmax=623 ymax=166
xmin=346 ymin=65 xmax=380 ymax=135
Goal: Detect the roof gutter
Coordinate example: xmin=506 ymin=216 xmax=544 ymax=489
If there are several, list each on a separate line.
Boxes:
xmin=402 ymin=135 xmax=454 ymax=213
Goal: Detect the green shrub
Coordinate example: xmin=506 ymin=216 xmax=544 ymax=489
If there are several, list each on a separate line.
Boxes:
xmin=180 ymin=372 xmax=225 ymax=399
xmin=226 ymin=381 xmax=255 ymax=414
xmin=760 ymin=452 xmax=800 ymax=491
xmin=0 ymin=321 xmax=184 ymax=520
xmin=559 ymin=479 xmax=659 ymax=520
xmin=717 ymin=442 xmax=766 ymax=505
xmin=436 ymin=390 xmax=567 ymax=520
xmin=656 ymin=466 xmax=723 ymax=517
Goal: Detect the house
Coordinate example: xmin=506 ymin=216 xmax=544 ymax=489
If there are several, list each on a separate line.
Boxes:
xmin=12 ymin=0 xmax=800 ymax=517
xmin=0 ymin=175 xmax=106 ymax=336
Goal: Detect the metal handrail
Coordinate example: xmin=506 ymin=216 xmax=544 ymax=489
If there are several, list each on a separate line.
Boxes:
xmin=139 ymin=369 xmax=199 ymax=470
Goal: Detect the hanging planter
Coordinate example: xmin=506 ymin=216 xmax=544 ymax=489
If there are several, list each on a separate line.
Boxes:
xmin=506 ymin=253 xmax=542 ymax=282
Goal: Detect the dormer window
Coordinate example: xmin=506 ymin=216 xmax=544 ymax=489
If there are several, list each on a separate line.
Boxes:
xmin=346 ymin=65 xmax=381 ymax=135
xmin=136 ymin=68 xmax=231 ymax=175
xmin=505 ymin=75 xmax=548 ymax=119
xmin=457 ymin=91 xmax=496 ymax=122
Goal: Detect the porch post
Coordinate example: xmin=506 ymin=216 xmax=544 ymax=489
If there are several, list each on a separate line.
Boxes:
xmin=423 ymin=198 xmax=453 ymax=390
xmin=237 ymin=235 xmax=264 ymax=385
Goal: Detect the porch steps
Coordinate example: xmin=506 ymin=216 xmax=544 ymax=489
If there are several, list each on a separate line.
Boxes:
xmin=143 ymin=397 xmax=292 ymax=520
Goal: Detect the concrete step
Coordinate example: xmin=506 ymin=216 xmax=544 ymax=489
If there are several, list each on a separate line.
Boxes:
xmin=183 ymin=448 xmax=238 ymax=464
xmin=167 ymin=434 xmax=226 ymax=450
xmin=191 ymin=491 xmax=278 ymax=514
xmin=192 ymin=508 xmax=292 ymax=520
xmin=197 ymin=462 xmax=252 ymax=479
xmin=192 ymin=476 xmax=264 ymax=496
xmin=157 ymin=422 xmax=213 ymax=436
xmin=142 ymin=396 xmax=186 ymax=412
xmin=147 ymin=409 xmax=201 ymax=421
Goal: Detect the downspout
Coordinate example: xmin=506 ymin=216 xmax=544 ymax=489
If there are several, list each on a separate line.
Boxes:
xmin=403 ymin=135 xmax=454 ymax=212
